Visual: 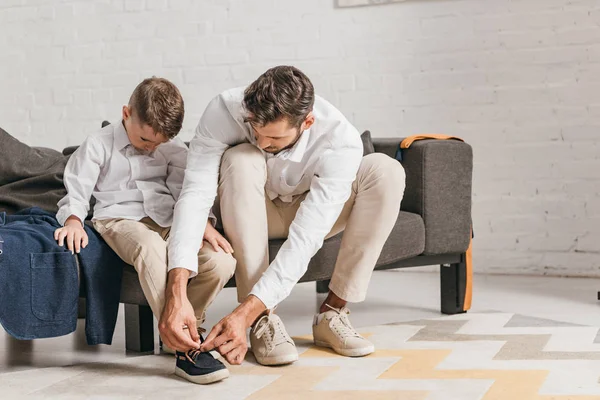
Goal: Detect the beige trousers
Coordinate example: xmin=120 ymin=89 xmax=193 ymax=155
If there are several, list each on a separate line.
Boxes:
xmin=215 ymin=143 xmax=405 ymax=304
xmin=92 ymin=217 xmax=236 ymax=320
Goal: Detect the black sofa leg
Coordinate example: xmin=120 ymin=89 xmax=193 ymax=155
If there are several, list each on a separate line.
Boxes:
xmin=316 ymin=279 xmax=330 ymax=294
xmin=440 ymin=254 xmax=468 ymax=315
xmin=125 ymin=304 xmax=155 ymax=353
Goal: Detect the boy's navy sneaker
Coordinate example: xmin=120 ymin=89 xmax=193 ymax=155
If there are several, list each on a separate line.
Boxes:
xmin=175 ymin=349 xmax=230 ymax=384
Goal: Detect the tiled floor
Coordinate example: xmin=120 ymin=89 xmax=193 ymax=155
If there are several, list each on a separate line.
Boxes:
xmin=1 ymin=270 xmax=599 ymax=398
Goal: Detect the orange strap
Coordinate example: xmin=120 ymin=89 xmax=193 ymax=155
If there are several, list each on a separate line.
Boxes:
xmin=400 ymin=134 xmax=464 ymax=149
xmin=463 ymin=234 xmax=473 ymax=311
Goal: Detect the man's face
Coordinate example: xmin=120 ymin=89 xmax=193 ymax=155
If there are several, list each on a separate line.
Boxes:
xmin=251 ymin=112 xmax=314 ymax=154
xmin=122 ymin=105 xmax=169 ymax=152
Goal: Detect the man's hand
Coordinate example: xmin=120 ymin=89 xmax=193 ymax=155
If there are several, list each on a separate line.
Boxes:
xmin=54 ymin=216 xmax=88 ymax=254
xmin=159 ymin=268 xmax=200 ymax=352
xmin=203 ymin=221 xmax=233 ymax=254
xmin=200 ymin=295 xmax=266 ymax=365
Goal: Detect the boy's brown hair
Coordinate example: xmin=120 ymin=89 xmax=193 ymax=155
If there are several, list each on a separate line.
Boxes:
xmin=243 ymin=66 xmax=315 ymax=129
xmin=129 ymin=77 xmax=184 ymax=139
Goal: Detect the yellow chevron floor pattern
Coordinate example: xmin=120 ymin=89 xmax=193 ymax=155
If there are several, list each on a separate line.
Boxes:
xmin=233 ymin=313 xmax=600 ymax=400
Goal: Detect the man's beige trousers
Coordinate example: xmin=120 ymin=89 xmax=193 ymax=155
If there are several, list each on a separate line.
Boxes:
xmin=215 ymin=143 xmax=405 ymax=304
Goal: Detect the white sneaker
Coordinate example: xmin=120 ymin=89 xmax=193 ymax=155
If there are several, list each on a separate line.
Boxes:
xmin=312 ymin=305 xmax=374 ymax=357
xmin=250 ymin=312 xmax=298 ymax=366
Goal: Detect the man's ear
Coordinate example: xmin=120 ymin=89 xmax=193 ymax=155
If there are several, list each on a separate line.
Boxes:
xmin=301 ymin=111 xmax=315 ymax=131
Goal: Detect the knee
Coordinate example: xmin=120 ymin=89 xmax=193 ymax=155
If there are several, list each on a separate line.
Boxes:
xmin=358 ymin=153 xmax=405 ymax=195
xmin=220 ymin=143 xmax=266 ymax=179
xmin=201 ymin=251 xmax=237 ymax=281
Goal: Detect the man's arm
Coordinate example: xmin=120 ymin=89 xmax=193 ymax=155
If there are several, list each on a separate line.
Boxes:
xmin=160 ymin=93 xmax=247 ymax=351
xmin=250 ymin=143 xmax=363 ymax=309
xmin=167 ymin=94 xmax=247 ymax=277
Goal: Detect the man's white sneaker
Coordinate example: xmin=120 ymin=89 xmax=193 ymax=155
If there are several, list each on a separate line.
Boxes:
xmin=250 ymin=312 xmax=298 ymax=366
xmin=312 ymin=305 xmax=374 ymax=357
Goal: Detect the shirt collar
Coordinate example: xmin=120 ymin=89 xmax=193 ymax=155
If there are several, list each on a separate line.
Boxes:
xmin=113 ymin=120 xmax=131 ymax=151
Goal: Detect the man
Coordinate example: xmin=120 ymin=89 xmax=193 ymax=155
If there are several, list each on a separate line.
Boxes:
xmin=160 ymin=66 xmax=405 ymax=366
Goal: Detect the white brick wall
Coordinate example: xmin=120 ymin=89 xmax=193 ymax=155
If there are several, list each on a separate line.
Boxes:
xmin=1 ymin=0 xmax=599 ymax=276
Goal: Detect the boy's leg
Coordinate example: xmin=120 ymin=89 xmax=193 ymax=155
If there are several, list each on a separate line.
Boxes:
xmin=93 ymin=218 xmax=169 ymax=319
xmin=186 ymin=244 xmax=237 ymax=322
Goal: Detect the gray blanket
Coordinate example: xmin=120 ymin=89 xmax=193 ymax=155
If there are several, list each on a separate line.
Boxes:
xmin=0 ymin=127 xmax=68 ymax=214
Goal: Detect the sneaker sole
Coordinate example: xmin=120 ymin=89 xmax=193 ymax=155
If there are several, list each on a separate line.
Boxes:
xmin=253 ymin=351 xmax=299 ymax=366
xmin=174 ymin=367 xmax=230 ymax=384
xmin=314 ymin=340 xmax=375 ymax=357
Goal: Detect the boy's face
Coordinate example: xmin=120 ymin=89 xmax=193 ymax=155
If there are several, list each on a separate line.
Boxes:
xmin=122 ymin=105 xmax=169 ymax=152
xmin=251 ymin=112 xmax=314 ymax=154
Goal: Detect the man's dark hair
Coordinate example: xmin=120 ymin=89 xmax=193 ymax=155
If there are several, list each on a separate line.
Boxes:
xmin=243 ymin=66 xmax=315 ymax=129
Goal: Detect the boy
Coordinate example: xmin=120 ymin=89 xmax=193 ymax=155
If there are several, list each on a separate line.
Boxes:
xmin=54 ymin=77 xmax=235 ymax=385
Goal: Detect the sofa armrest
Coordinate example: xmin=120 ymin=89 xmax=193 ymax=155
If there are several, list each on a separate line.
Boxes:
xmin=373 ymin=137 xmax=473 ymax=255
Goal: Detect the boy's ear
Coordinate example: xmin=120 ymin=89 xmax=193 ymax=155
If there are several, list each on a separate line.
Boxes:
xmin=122 ymin=105 xmax=131 ymax=121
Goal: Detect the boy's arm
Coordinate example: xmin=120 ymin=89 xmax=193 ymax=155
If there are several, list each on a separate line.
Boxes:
xmin=57 ymin=136 xmax=104 ymax=226
xmin=164 ymin=138 xmax=188 ymax=203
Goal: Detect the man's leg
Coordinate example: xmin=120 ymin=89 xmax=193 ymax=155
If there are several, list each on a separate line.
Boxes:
xmin=93 ymin=218 xmax=169 ymax=319
xmin=217 ymin=143 xmax=286 ymax=302
xmin=268 ymin=153 xmax=405 ymax=305
xmin=311 ymin=153 xmax=405 ymax=356
xmin=325 ymin=153 xmax=405 ymax=304
xmin=217 ymin=143 xmax=297 ymax=366
xmin=186 ymin=244 xmax=237 ymax=323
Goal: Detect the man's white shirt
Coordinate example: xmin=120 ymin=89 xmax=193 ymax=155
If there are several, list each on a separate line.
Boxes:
xmin=168 ymin=87 xmax=363 ymax=308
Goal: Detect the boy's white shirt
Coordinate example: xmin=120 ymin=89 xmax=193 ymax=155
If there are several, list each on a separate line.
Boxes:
xmin=56 ymin=120 xmax=193 ymax=228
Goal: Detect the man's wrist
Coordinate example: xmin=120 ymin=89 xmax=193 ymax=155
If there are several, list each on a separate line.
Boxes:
xmin=166 ymin=268 xmax=191 ymax=301
xmin=234 ymin=295 xmax=267 ymax=328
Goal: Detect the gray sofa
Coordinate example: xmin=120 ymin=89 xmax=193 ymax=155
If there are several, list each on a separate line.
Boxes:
xmin=1 ymin=125 xmax=472 ymax=353
xmin=65 ymin=131 xmax=473 ymax=353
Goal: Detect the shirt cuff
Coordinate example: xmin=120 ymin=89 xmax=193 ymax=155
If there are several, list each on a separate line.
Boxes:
xmin=167 ymin=247 xmax=201 ymax=278
xmin=56 ymin=204 xmax=88 ymax=227
xmin=249 ymin=275 xmax=285 ymax=310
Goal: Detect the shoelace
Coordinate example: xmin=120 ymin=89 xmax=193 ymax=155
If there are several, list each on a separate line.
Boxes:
xmin=325 ymin=305 xmax=361 ymax=339
xmin=254 ymin=314 xmax=289 ymax=351
xmin=185 ymin=327 xmax=207 ymax=363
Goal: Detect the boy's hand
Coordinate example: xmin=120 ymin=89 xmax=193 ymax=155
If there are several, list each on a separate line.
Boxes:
xmin=54 ymin=216 xmax=88 ymax=254
xmin=203 ymin=221 xmax=234 ymax=254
